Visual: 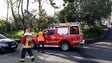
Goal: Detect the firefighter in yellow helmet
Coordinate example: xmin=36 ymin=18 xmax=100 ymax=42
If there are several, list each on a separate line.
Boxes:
xmin=37 ymin=29 xmax=45 ymax=53
xmin=19 ymin=28 xmax=35 ymax=62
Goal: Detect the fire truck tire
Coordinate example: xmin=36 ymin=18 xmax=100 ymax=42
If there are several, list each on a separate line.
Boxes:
xmin=60 ymin=42 xmax=70 ymax=51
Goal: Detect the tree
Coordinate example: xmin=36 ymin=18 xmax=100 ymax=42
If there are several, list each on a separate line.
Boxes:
xmin=81 ymin=0 xmax=111 ymax=26
xmin=5 ymin=0 xmax=34 ymax=32
xmin=5 ymin=0 xmax=10 ymax=32
xmin=0 ymin=18 xmax=8 ymax=33
xmin=17 ymin=0 xmax=33 ymax=32
xmin=59 ymin=0 xmax=84 ymax=22
xmin=59 ymin=4 xmax=73 ymax=22
xmin=9 ymin=0 xmax=19 ymax=30
xmin=59 ymin=0 xmax=111 ymax=27
xmin=34 ymin=0 xmax=58 ymax=30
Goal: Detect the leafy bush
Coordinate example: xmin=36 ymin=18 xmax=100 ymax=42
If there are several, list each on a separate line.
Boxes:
xmin=4 ymin=30 xmax=24 ymax=40
xmin=3 ymin=30 xmax=37 ymax=40
xmin=82 ymin=25 xmax=104 ymax=39
xmin=90 ymin=25 xmax=103 ymax=33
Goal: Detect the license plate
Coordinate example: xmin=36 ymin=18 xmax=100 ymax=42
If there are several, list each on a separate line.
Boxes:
xmin=11 ymin=45 xmax=16 ymax=48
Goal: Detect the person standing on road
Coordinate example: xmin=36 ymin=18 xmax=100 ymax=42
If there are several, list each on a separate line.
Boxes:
xmin=37 ymin=29 xmax=45 ymax=53
xmin=20 ymin=28 xmax=35 ymax=62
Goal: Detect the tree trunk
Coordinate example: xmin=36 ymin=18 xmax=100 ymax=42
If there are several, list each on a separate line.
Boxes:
xmin=5 ymin=0 xmax=10 ymax=32
xmin=26 ymin=0 xmax=30 ymax=28
xmin=10 ymin=0 xmax=18 ymax=30
xmin=21 ymin=0 xmax=26 ymax=33
xmin=38 ymin=0 xmax=42 ymax=31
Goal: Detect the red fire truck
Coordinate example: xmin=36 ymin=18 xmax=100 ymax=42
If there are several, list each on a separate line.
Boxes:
xmin=33 ymin=22 xmax=84 ymax=51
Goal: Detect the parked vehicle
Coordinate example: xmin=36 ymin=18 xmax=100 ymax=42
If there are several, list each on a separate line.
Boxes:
xmin=0 ymin=34 xmax=18 ymax=52
xmin=33 ymin=22 xmax=84 ymax=51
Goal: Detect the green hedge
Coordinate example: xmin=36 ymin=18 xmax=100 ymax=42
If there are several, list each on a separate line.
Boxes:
xmin=82 ymin=25 xmax=104 ymax=39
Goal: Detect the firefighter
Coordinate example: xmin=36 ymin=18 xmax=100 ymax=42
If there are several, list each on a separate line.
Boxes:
xmin=37 ymin=29 xmax=45 ymax=53
xmin=19 ymin=28 xmax=35 ymax=62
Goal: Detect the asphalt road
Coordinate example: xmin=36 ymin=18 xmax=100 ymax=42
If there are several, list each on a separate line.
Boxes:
xmin=0 ymin=28 xmax=112 ymax=63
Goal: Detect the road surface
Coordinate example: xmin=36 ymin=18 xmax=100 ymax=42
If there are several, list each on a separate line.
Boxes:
xmin=0 ymin=28 xmax=112 ymax=63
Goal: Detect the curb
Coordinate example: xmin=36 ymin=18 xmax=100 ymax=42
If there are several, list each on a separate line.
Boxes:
xmin=85 ymin=28 xmax=109 ymax=44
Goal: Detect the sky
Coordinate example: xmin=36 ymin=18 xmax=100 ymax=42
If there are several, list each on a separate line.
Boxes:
xmin=0 ymin=0 xmax=64 ymax=19
xmin=0 ymin=0 xmax=9 ymax=18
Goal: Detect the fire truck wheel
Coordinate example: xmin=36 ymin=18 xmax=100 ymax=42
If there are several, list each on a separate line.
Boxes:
xmin=60 ymin=42 xmax=70 ymax=51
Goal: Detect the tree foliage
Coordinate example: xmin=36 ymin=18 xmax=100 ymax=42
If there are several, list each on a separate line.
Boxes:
xmin=59 ymin=0 xmax=111 ymax=27
xmin=0 ymin=0 xmax=111 ymax=35
xmin=0 ymin=18 xmax=11 ymax=33
xmin=81 ymin=0 xmax=111 ymax=26
xmin=59 ymin=2 xmax=77 ymax=22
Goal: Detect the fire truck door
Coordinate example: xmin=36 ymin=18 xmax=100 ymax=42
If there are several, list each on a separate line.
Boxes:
xmin=45 ymin=30 xmax=57 ymax=45
xmin=45 ymin=35 xmax=57 ymax=45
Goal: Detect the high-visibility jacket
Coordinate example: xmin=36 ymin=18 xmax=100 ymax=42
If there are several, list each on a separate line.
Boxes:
xmin=21 ymin=35 xmax=32 ymax=48
xmin=37 ymin=31 xmax=45 ymax=42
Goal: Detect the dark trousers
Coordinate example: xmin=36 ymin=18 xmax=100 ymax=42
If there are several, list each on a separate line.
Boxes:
xmin=37 ymin=41 xmax=44 ymax=52
xmin=21 ymin=48 xmax=33 ymax=59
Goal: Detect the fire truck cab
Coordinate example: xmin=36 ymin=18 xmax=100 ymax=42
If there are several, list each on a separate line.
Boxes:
xmin=33 ymin=22 xmax=84 ymax=51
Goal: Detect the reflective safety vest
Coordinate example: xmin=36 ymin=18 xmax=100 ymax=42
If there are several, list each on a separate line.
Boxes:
xmin=21 ymin=36 xmax=32 ymax=48
xmin=37 ymin=31 xmax=44 ymax=41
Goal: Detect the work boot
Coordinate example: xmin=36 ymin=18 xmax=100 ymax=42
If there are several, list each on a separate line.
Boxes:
xmin=19 ymin=58 xmax=25 ymax=62
xmin=31 ymin=56 xmax=35 ymax=61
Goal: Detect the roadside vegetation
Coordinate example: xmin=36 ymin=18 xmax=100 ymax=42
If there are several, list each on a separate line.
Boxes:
xmin=82 ymin=24 xmax=105 ymax=39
